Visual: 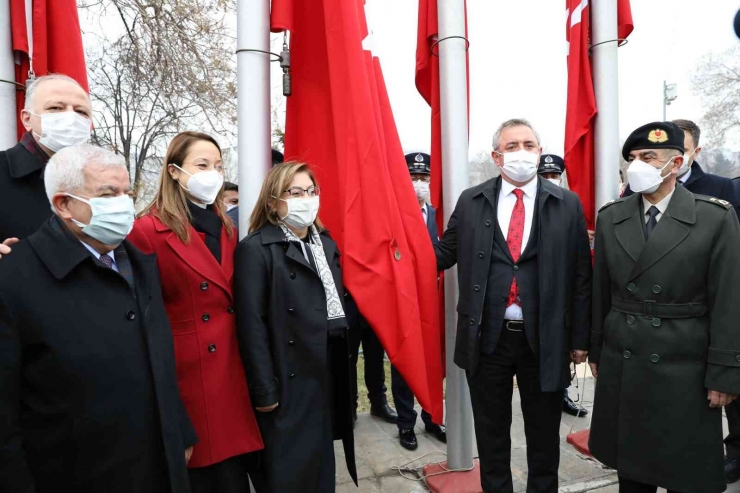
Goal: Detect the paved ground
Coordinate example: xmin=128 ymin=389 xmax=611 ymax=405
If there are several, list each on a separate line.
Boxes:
xmin=337 ymin=374 xmax=738 ymax=493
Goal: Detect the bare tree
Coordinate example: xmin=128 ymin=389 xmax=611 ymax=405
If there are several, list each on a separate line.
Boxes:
xmin=79 ymin=0 xmax=237 ymax=201
xmin=693 ymin=45 xmax=740 ymax=149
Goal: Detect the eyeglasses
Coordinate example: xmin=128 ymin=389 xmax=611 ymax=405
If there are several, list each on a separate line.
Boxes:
xmin=411 ymin=175 xmax=431 ymax=183
xmin=282 ymin=186 xmax=320 ymax=198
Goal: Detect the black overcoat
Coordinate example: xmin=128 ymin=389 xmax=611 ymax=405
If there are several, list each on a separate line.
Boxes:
xmin=0 ymin=217 xmax=196 ymax=493
xmin=589 ymin=186 xmax=740 ymax=493
xmin=434 ymin=176 xmax=592 ymax=389
xmin=234 ymin=223 xmax=356 ymax=493
xmin=0 ymin=142 xmax=52 ymax=240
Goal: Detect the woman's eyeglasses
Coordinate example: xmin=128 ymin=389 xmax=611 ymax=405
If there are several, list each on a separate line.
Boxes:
xmin=283 ymin=186 xmax=320 ymax=198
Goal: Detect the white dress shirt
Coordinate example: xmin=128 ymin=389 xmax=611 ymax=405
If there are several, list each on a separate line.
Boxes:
xmin=421 ymin=202 xmax=428 ymax=224
xmin=80 ymin=241 xmax=119 ymax=273
xmin=679 ymin=167 xmax=692 ymax=185
xmin=497 ymin=178 xmax=538 ymax=320
xmin=642 ymin=187 xmax=675 ymax=224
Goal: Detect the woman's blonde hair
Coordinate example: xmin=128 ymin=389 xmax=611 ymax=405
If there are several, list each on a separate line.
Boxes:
xmin=249 ymin=162 xmax=325 ymax=233
xmin=139 ymin=131 xmax=234 ymax=243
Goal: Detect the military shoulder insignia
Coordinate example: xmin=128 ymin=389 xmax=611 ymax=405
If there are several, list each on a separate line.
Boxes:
xmin=696 ymin=195 xmax=732 ymax=209
xmin=647 ymin=129 xmax=669 ymax=143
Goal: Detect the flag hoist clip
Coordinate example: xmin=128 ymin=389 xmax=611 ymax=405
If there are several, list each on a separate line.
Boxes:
xmin=430 ymin=35 xmax=470 ymax=57
xmin=235 ymin=32 xmax=291 ymax=97
xmin=589 ymin=38 xmax=629 ymax=54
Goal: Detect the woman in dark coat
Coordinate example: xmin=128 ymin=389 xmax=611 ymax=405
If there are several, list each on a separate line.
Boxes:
xmin=128 ymin=131 xmax=264 ymax=493
xmin=235 ymin=162 xmax=357 ymax=493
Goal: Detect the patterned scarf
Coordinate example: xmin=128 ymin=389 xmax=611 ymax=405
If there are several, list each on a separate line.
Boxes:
xmin=279 ymin=223 xmax=346 ymax=321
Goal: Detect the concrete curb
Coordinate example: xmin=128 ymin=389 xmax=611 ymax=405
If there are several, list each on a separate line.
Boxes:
xmin=558 ymin=474 xmax=619 ymax=493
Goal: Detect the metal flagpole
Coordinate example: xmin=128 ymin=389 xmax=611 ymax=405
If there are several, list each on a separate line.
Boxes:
xmin=592 ymin=0 xmax=620 ymax=213
xmin=437 ymin=0 xmax=474 ymax=470
xmin=0 ymin=0 xmax=17 ymax=149
xmin=236 ymin=0 xmax=271 ymax=238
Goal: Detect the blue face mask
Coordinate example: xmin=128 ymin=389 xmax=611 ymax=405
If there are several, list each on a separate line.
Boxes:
xmin=66 ymin=193 xmax=136 ymax=246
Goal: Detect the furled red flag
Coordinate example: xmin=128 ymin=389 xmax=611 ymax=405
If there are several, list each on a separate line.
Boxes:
xmin=9 ymin=0 xmax=89 ymax=140
xmin=564 ymin=0 xmax=633 ymax=228
xmin=271 ymin=0 xmax=444 ymax=422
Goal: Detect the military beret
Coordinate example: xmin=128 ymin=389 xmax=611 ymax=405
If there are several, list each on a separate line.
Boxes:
xmin=622 ymin=122 xmax=685 ymax=161
xmin=538 ymin=154 xmax=564 ymax=175
xmin=405 ymin=152 xmax=431 ymax=175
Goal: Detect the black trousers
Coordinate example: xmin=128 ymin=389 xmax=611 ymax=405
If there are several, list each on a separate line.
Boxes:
xmin=468 ymin=328 xmax=562 ymax=493
xmin=188 ymin=452 xmax=266 ymax=493
xmin=391 ymin=364 xmax=435 ymax=430
xmin=349 ymin=312 xmax=388 ymax=408
xmin=618 ymin=476 xmax=680 ymax=493
xmin=725 ymin=400 xmax=740 ymax=458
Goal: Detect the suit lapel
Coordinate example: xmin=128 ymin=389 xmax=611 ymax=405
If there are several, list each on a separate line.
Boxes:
xmin=614 ymin=194 xmax=646 ymax=263
xmin=166 ymin=226 xmax=233 ymax=299
xmin=628 ymin=186 xmax=694 ymax=281
xmin=219 ymin=227 xmax=235 ymax=285
xmin=483 ymin=179 xmax=514 ymax=263
xmin=285 ymin=241 xmax=314 ymax=272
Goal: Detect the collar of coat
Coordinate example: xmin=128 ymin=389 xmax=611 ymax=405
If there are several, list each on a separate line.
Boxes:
xmin=27 ymin=215 xmax=154 ymax=281
xmin=682 ymin=161 xmax=705 ymax=188
xmin=612 ymin=183 xmax=696 ymax=226
xmin=473 ymin=175 xmax=565 ymax=204
xmin=7 ymin=139 xmax=47 ymax=179
xmin=256 ymin=222 xmax=339 ymax=260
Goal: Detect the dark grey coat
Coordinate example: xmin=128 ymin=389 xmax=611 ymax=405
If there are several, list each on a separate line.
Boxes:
xmin=0 ymin=216 xmax=196 ymax=493
xmin=434 ymin=176 xmax=592 ymax=390
xmin=234 ymin=223 xmax=356 ymax=493
xmin=589 ymin=185 xmax=740 ymax=493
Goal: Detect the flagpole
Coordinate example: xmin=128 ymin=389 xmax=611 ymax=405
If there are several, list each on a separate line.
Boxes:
xmin=236 ymin=0 xmax=271 ymax=238
xmin=437 ymin=0 xmax=474 ymax=470
xmin=592 ymin=0 xmax=620 ymax=213
xmin=0 ymin=0 xmax=17 ymax=148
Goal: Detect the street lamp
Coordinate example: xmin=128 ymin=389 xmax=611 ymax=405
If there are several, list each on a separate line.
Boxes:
xmin=663 ymin=81 xmax=677 ymax=121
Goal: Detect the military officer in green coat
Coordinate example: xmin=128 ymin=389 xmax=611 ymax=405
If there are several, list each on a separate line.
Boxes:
xmin=588 ymin=121 xmax=740 ymax=493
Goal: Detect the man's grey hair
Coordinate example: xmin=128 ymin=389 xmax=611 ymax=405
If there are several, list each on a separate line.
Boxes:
xmin=45 ymin=144 xmax=127 ymax=207
xmin=24 ymin=74 xmax=87 ymax=110
xmin=492 ymin=118 xmax=541 ymax=152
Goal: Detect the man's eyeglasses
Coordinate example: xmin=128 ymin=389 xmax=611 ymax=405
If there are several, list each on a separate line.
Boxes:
xmin=282 ymin=186 xmax=320 ymax=198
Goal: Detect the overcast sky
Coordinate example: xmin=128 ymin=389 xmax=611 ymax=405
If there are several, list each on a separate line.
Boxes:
xmin=268 ymin=0 xmax=739 ymax=158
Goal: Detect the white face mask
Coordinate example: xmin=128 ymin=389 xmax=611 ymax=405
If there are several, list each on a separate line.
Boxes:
xmin=280 ymin=196 xmax=320 ymax=229
xmin=172 ymin=164 xmax=224 ymax=205
xmin=498 ymin=150 xmax=539 ymax=183
xmin=66 ymin=193 xmax=136 ymax=246
xmin=678 ymin=150 xmax=695 ymax=177
xmin=626 ymin=157 xmax=675 ymax=195
xmin=30 ymin=111 xmax=91 ymax=153
xmin=547 ymin=178 xmax=562 ymax=187
xmin=223 ymin=202 xmax=237 ymax=213
xmin=413 ymin=180 xmax=430 ymax=200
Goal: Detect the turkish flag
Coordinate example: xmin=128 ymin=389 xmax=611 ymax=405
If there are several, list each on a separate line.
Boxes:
xmin=564 ymin=0 xmax=633 ymax=229
xmin=271 ymin=0 xmax=444 ymax=423
xmin=9 ymin=0 xmax=89 ymax=140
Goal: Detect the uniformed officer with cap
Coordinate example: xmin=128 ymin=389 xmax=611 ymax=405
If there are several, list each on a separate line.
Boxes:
xmin=537 ymin=155 xmax=591 ymax=420
xmin=389 ymin=152 xmax=446 ymax=450
xmin=537 ymin=154 xmax=565 ymax=186
xmin=589 ymin=121 xmax=740 ymax=493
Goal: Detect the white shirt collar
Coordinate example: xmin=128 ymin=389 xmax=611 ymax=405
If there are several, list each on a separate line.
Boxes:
xmin=679 ymin=167 xmax=692 ymax=184
xmin=79 ymin=241 xmax=116 ymax=263
xmin=500 ymin=176 xmax=539 ymax=199
xmin=643 ymin=187 xmax=676 ymax=217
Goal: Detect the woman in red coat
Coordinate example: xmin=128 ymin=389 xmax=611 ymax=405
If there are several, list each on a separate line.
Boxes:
xmin=128 ymin=131 xmax=264 ymax=493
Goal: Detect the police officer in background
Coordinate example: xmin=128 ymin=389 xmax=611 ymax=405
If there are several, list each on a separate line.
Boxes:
xmin=388 ymin=152 xmax=446 ymax=450
xmin=589 ymin=122 xmax=740 ymax=493
xmin=226 ymin=149 xmax=284 ymax=228
xmin=538 ymin=154 xmax=589 ymax=419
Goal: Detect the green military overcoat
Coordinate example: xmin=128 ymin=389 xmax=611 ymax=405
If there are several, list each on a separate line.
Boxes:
xmin=589 ymin=184 xmax=740 ymax=493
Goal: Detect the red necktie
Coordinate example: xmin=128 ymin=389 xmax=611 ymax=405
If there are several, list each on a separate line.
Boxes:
xmin=506 ymin=189 xmax=525 ymax=307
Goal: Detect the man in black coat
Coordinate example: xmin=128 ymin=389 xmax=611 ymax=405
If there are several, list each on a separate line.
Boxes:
xmin=389 ymin=152 xmax=446 ymax=450
xmin=0 ymin=74 xmax=92 ymax=249
xmin=435 ymin=119 xmax=592 ymax=493
xmin=0 ymin=144 xmax=196 ymax=493
xmin=622 ymin=119 xmax=737 ymax=209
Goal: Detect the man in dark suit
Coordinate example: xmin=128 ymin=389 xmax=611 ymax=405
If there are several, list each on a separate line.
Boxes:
xmin=0 ymin=144 xmax=195 ymax=492
xmin=388 ymin=152 xmax=446 ymax=450
xmin=622 ymin=119 xmax=737 ymax=208
xmin=589 ymin=122 xmax=740 ymax=493
xmin=435 ymin=119 xmax=592 ymax=493
xmin=0 ymin=74 xmax=92 ymax=247
xmin=537 ymin=154 xmax=590 ymax=419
